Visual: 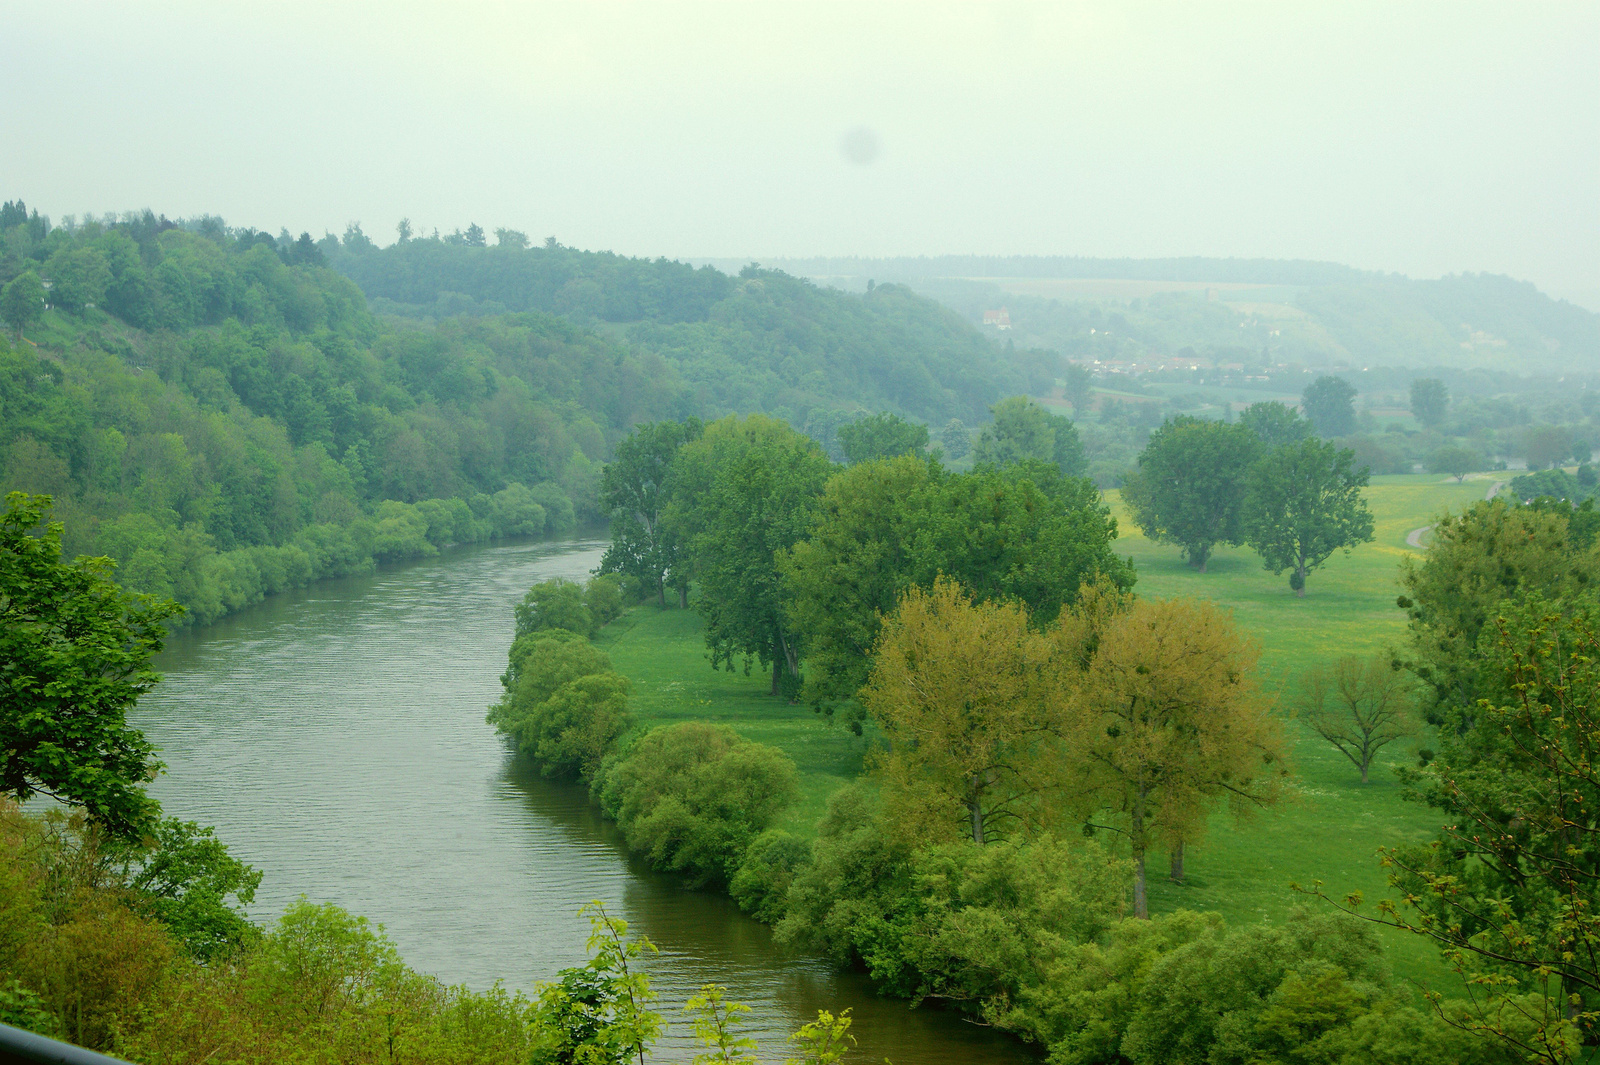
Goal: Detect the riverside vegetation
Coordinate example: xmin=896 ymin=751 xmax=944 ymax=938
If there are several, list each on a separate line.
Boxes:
xmin=483 ymin=407 xmax=1600 ymax=1063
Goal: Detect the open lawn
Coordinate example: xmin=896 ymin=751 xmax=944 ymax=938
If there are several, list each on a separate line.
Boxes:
xmin=595 ymin=472 xmax=1497 ymax=990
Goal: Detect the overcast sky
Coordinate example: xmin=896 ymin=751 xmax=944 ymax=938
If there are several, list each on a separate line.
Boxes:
xmin=4 ymin=2 xmax=1597 ymax=306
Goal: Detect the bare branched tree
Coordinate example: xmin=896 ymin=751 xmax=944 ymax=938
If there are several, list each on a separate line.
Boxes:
xmin=1300 ymin=653 xmax=1414 ymax=783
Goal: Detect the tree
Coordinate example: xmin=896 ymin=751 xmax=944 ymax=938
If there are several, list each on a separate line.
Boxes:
xmin=663 ymin=415 xmax=834 ymax=696
xmin=862 ymin=578 xmax=1066 ymax=847
xmin=836 ymin=411 xmax=928 ymax=464
xmin=1315 ymin=600 xmax=1600 ymax=1059
xmin=1 ymin=493 xmax=182 ymax=839
xmin=1397 ymin=499 xmax=1598 ymax=727
xmin=1301 ymin=376 xmax=1357 ymax=437
xmin=1 ymin=270 xmax=46 ymax=337
xmin=464 ymin=223 xmax=487 ymax=247
xmin=1299 ymin=654 xmax=1414 ymax=783
xmin=939 ymin=418 xmax=971 ymax=460
xmin=1410 ymin=378 xmax=1449 ymax=428
xmin=1119 ymin=417 xmax=1262 ymax=572
xmin=1428 ymin=444 xmax=1480 ymax=482
xmin=1062 ymin=595 xmax=1285 ymax=917
xmin=780 ymin=457 xmax=1132 ymax=721
xmin=1521 ymin=424 xmax=1573 ymax=471
xmin=973 ymin=396 xmax=1087 ymax=478
xmin=1063 ymin=363 xmax=1095 ymax=418
xmin=597 ymin=721 xmax=799 ymax=886
xmin=1239 ymin=401 xmax=1313 ymax=448
xmin=1243 ymin=439 xmax=1375 ymax=597
xmin=599 ymin=418 xmax=703 ymax=607
xmin=514 ymin=578 xmax=596 ymax=638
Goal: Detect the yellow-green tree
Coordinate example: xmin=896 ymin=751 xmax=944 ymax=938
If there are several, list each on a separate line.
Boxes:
xmin=1062 ymin=596 xmax=1286 ymax=917
xmin=862 ymin=578 xmax=1068 ymax=846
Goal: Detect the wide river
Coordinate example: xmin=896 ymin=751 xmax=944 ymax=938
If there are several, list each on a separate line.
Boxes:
xmin=136 ymin=536 xmax=1033 ymax=1063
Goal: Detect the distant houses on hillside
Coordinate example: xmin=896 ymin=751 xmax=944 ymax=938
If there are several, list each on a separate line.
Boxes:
xmin=982 ymin=307 xmax=1012 ymax=330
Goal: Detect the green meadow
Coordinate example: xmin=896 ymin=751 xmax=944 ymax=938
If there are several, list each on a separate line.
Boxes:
xmin=594 ymin=472 xmax=1499 ymax=988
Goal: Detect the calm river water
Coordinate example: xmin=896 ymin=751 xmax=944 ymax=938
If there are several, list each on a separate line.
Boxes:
xmin=136 ymin=537 xmax=1032 ymax=1063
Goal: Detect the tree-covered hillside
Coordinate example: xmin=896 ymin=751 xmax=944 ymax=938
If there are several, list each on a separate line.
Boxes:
xmin=0 ymin=202 xmax=1049 ymax=625
xmin=0 ymin=204 xmax=689 ymax=623
xmin=722 ymin=255 xmax=1600 ymax=374
xmin=330 ymin=235 xmax=1047 ymax=425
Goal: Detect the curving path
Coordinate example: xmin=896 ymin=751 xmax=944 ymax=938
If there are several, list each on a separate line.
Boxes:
xmin=1404 ymin=480 xmax=1505 ymax=550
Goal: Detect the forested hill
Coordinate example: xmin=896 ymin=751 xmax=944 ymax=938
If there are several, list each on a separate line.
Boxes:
xmin=329 ymin=236 xmax=1047 ymax=426
xmin=0 ymin=203 xmax=1038 ymax=626
xmin=707 ymin=254 xmax=1600 ymax=374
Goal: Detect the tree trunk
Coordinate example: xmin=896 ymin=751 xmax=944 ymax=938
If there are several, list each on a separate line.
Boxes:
xmin=1131 ymin=796 xmax=1148 ymax=918
xmin=969 ymin=794 xmax=985 ymax=846
xmin=1169 ymin=840 xmax=1185 ymax=883
xmin=1295 ymin=560 xmax=1307 ymax=598
xmin=1359 ymin=760 xmax=1369 ymax=784
xmin=771 ymin=653 xmax=782 ymax=697
xmin=658 ymin=578 xmax=667 ymax=608
xmin=679 ymin=584 xmax=688 ymax=609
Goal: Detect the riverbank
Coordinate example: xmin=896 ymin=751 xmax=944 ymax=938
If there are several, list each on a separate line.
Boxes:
xmin=592 ymin=473 xmax=1491 ymax=990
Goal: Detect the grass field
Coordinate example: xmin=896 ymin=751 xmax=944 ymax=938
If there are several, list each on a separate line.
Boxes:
xmin=594 ymin=472 xmax=1498 ymax=989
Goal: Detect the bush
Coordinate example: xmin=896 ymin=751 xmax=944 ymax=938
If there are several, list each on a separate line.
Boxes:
xmin=514 ymin=578 xmax=595 ymax=639
xmin=730 ymin=830 xmax=812 ymax=922
xmin=597 ymin=722 xmax=799 ymax=887
xmin=489 ymin=632 xmax=632 ymax=779
xmin=583 ymin=573 xmax=625 ymax=627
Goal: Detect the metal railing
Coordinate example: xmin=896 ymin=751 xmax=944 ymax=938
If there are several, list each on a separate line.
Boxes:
xmin=0 ymin=1022 xmax=136 ymax=1065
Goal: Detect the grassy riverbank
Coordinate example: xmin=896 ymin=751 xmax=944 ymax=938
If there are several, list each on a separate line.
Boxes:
xmin=595 ymin=472 xmax=1494 ymax=988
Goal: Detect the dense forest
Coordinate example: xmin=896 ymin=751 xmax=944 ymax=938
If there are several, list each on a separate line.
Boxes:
xmin=0 ymin=200 xmax=1047 ymax=624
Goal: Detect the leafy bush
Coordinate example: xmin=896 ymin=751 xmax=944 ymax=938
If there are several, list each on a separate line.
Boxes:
xmin=514 ymin=578 xmax=596 ymax=639
xmin=489 ymin=631 xmax=632 ymax=779
xmin=729 ymin=829 xmax=812 ymax=922
xmin=597 ymin=722 xmax=799 ymax=887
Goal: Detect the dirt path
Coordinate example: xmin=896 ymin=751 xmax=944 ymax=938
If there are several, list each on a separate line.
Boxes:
xmin=1404 ymin=480 xmax=1505 ymax=550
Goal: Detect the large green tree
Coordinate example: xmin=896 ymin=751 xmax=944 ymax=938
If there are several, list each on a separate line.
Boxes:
xmin=598 ymin=418 xmax=703 ymax=607
xmin=1120 ymin=416 xmax=1262 ymax=572
xmin=1 ymin=492 xmax=181 ymax=838
xmin=1 ymin=270 xmax=46 ymax=338
xmin=1300 ymin=376 xmax=1357 ymax=437
xmin=780 ymin=457 xmax=1132 ymax=720
xmin=1409 ymin=377 xmax=1449 ymax=428
xmin=973 ymin=395 xmax=1087 ymax=478
xmin=836 ymin=411 xmax=928 ymax=465
xmin=664 ymin=414 xmax=834 ymax=696
xmin=1238 ymin=401 xmax=1313 ymax=448
xmin=1243 ymin=439 xmax=1375 ymax=596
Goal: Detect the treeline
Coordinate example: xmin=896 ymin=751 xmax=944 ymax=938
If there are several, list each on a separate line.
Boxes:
xmin=328 ymin=228 xmax=1050 ymax=426
xmin=0 ymin=201 xmax=684 ymax=622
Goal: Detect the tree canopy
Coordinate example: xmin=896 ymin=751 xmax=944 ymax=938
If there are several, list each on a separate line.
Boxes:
xmin=1 ymin=492 xmax=181 ymax=838
xmin=1300 ymin=376 xmax=1357 ymax=437
xmin=973 ymin=396 xmax=1088 ymax=479
xmin=1120 ymin=416 xmax=1261 ymax=572
xmin=1243 ymin=438 xmax=1375 ymax=596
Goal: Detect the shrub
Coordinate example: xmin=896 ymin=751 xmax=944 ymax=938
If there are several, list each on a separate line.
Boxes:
xmin=730 ymin=830 xmax=812 ymax=923
xmin=597 ymin=722 xmax=799 ymax=887
xmin=489 ymin=633 xmax=632 ymax=779
xmin=514 ymin=578 xmax=595 ymax=639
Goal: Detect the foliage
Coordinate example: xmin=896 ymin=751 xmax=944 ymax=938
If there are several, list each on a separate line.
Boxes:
xmin=1429 ymin=443 xmax=1481 ymax=482
xmin=516 ymin=578 xmax=599 ymax=639
xmin=597 ymin=722 xmax=799 ymax=887
xmin=123 ymin=816 xmax=264 ymax=960
xmin=1061 ymin=594 xmax=1286 ymax=916
xmin=729 ymin=829 xmax=812 ymax=923
xmin=836 ymin=411 xmax=928 ymax=464
xmin=598 ymin=419 xmax=703 ymax=607
xmin=1 ymin=269 xmax=45 ymax=336
xmin=1299 ymin=654 xmax=1415 ymax=784
xmin=1397 ymin=499 xmax=1598 ymax=725
xmin=1120 ymin=416 xmax=1261 ymax=571
xmin=489 ymin=629 xmax=632 ymax=780
xmin=863 ymin=578 xmax=1066 ymax=846
xmin=1 ymin=492 xmax=180 ymax=839
xmin=1243 ymin=438 xmax=1376 ymax=596
xmin=1411 ymin=377 xmax=1450 ymax=428
xmin=532 ymin=903 xmax=661 ymax=1065
xmin=664 ymin=415 xmax=834 ymax=696
xmin=1239 ymin=400 xmax=1313 ymax=448
xmin=973 ymin=395 xmax=1088 ymax=478
xmin=780 ymin=456 xmax=1131 ymax=719
xmin=685 ymin=984 xmax=758 ymax=1065
xmin=1303 ymin=375 xmax=1358 ymax=437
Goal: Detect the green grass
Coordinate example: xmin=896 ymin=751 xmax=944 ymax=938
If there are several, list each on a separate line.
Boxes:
xmin=596 ymin=472 xmax=1501 ymax=989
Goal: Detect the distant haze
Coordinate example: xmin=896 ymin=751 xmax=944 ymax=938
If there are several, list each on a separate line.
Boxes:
xmin=3 ymin=2 xmax=1596 ymax=307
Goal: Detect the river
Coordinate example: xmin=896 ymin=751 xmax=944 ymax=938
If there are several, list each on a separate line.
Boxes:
xmin=135 ymin=536 xmax=1034 ymax=1064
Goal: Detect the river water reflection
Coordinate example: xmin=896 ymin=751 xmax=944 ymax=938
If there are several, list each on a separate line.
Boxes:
xmin=136 ymin=537 xmax=1033 ymax=1063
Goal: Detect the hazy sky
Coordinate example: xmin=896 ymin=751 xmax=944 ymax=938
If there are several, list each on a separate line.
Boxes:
xmin=5 ymin=2 xmax=1598 ymax=306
